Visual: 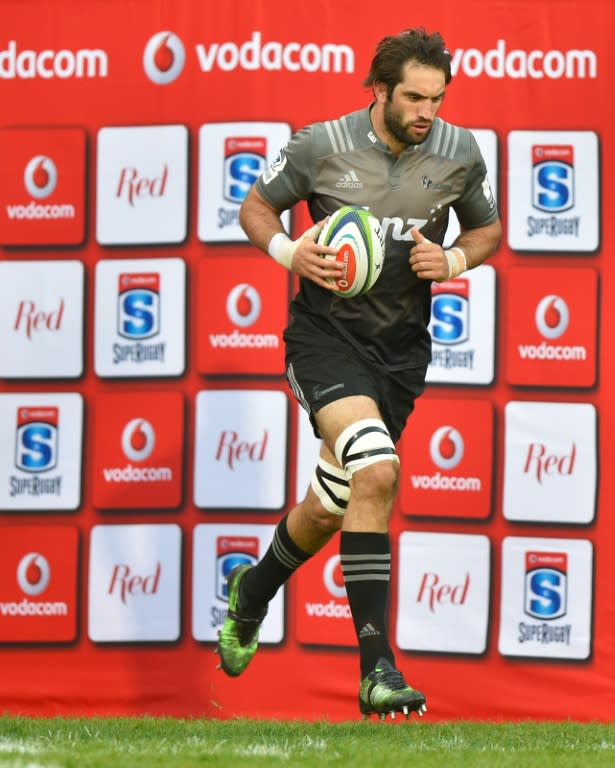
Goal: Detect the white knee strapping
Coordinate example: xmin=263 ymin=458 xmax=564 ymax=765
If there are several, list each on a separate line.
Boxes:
xmin=311 ymin=457 xmax=350 ymax=516
xmin=334 ymin=418 xmax=399 ymax=477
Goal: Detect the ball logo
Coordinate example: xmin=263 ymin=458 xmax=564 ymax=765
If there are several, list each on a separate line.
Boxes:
xmin=226 ymin=283 xmax=261 ymax=327
xmin=323 ymin=555 xmax=346 ymax=599
xmin=143 ymin=31 xmax=185 ymax=84
xmin=121 ymin=418 xmax=156 ymax=462
xmin=430 ymin=426 xmax=464 ymax=470
xmin=17 ymin=552 xmax=51 ymax=596
xmin=535 ymin=295 xmax=569 ymax=339
xmin=23 ymin=155 xmax=57 ymax=199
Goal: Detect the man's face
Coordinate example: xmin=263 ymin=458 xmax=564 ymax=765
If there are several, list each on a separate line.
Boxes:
xmin=382 ymin=62 xmax=446 ymax=146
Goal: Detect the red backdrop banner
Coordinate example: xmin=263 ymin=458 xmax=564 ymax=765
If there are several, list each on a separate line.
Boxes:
xmin=0 ymin=0 xmax=613 ymax=722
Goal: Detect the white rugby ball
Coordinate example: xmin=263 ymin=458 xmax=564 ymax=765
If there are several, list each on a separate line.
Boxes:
xmin=317 ymin=206 xmax=385 ymax=298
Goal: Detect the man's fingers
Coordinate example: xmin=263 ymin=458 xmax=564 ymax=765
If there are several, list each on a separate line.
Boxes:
xmin=410 ymin=225 xmax=432 ymax=245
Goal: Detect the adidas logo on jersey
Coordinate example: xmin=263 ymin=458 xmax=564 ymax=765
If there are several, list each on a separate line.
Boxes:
xmin=336 ymin=170 xmax=363 ymax=189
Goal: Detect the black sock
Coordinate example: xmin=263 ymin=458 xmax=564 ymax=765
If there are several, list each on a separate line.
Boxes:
xmin=340 ymin=531 xmax=394 ymax=677
xmin=240 ymin=514 xmax=311 ymax=617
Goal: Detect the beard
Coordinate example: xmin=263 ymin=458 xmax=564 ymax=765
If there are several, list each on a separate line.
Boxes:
xmin=383 ymin=100 xmax=431 ymax=146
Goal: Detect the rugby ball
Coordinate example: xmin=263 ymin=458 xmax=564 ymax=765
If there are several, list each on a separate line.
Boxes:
xmin=317 ymin=206 xmax=385 ymax=298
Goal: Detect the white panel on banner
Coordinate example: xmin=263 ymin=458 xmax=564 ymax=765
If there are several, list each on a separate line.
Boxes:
xmin=193 ymin=389 xmax=288 ymax=509
xmin=498 ymin=537 xmax=593 ymax=660
xmin=96 ymin=125 xmax=188 ymax=245
xmin=88 ymin=524 xmax=182 ymax=643
xmin=197 ymin=122 xmax=291 ymax=243
xmin=191 ymin=523 xmax=284 ymax=643
xmin=507 ymin=130 xmax=599 ymax=252
xmin=443 ymin=129 xmax=498 ymax=247
xmin=396 ymin=532 xmax=490 ymax=654
xmin=503 ymin=401 xmax=596 ymax=523
xmin=0 ymin=260 xmax=84 ymax=378
xmin=0 ymin=393 xmax=82 ymax=511
xmin=426 ymin=264 xmax=496 ymax=385
xmin=94 ymin=257 xmax=186 ymax=378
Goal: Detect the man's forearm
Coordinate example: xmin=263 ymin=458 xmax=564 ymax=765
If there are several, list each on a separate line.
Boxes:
xmin=453 ymin=219 xmax=502 ymax=269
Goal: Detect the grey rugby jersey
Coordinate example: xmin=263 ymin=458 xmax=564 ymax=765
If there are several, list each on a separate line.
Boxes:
xmin=255 ymin=106 xmax=499 ymax=371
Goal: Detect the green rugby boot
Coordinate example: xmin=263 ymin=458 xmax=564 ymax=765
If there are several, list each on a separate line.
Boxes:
xmin=359 ymin=657 xmax=427 ymax=720
xmin=216 ymin=565 xmax=266 ymax=677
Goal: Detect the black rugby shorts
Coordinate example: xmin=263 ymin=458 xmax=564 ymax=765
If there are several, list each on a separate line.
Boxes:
xmin=284 ymin=315 xmax=427 ymax=443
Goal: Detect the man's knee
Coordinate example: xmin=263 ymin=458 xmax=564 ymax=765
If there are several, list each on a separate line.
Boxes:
xmin=351 ymin=458 xmax=399 ymax=501
xmin=334 ymin=418 xmax=399 ymax=477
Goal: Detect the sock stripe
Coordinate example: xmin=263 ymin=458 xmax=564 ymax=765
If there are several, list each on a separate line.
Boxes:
xmin=271 ymin=532 xmax=304 ymax=570
xmin=340 ymin=554 xmax=391 ymax=562
xmin=343 ymin=574 xmax=390 ymax=582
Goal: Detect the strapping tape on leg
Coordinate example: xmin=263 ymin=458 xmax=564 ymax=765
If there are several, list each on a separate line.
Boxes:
xmin=334 ymin=418 xmax=398 ymax=477
xmin=311 ymin=457 xmax=350 ymax=516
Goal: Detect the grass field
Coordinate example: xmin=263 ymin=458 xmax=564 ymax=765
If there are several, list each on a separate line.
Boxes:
xmin=0 ymin=716 xmax=614 ymax=768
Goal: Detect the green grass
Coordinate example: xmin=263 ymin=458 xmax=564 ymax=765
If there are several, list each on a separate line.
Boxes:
xmin=0 ymin=717 xmax=614 ymax=768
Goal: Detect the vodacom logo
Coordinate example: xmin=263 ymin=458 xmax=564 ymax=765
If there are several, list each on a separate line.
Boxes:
xmin=24 ymin=155 xmax=57 ymax=199
xmin=323 ymin=555 xmax=346 ymax=598
xmin=17 ymin=553 xmax=51 ymax=596
xmin=430 ymin=426 xmax=464 ymax=470
xmin=121 ymin=418 xmax=156 ymax=462
xmin=226 ymin=283 xmax=261 ymax=327
xmin=535 ymin=295 xmax=569 ymax=339
xmin=143 ymin=31 xmax=185 ymax=84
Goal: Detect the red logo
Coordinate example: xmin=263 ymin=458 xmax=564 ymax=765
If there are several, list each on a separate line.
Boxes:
xmin=108 ymin=562 xmax=161 ymax=604
xmin=197 ymin=256 xmax=288 ymax=375
xmin=506 ymin=267 xmax=597 ymax=387
xmin=0 ymin=128 xmax=85 ymax=245
xmin=215 ymin=429 xmax=268 ymax=470
xmin=116 ymin=165 xmax=169 ymax=206
xmin=524 ymin=442 xmax=576 ymax=484
xmin=400 ymin=398 xmax=493 ymax=519
xmin=14 ymin=298 xmax=65 ymax=340
xmin=416 ymin=572 xmax=470 ymax=613
xmin=294 ymin=539 xmax=355 ymax=648
xmin=0 ymin=527 xmax=78 ymax=642
xmin=92 ymin=391 xmax=184 ymax=509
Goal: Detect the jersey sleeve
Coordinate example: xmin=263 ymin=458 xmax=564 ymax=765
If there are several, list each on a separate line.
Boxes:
xmin=453 ymin=132 xmax=499 ymax=229
xmin=254 ymin=125 xmax=315 ymax=212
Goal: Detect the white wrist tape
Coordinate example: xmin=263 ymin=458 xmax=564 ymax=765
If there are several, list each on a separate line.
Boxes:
xmin=267 ymin=223 xmax=323 ymax=270
xmin=445 ymin=246 xmax=467 ymax=279
xmin=268 ymin=232 xmax=293 ymax=269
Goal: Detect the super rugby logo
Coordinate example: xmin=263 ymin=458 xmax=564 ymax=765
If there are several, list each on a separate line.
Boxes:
xmin=532 ymin=145 xmax=574 ymax=213
xmin=535 ymin=295 xmax=569 ymax=339
xmin=430 ymin=426 xmax=464 ymax=470
xmin=143 ymin=31 xmax=185 ymax=84
xmin=15 ymin=407 xmax=58 ymax=473
xmin=226 ymin=283 xmax=261 ymax=327
xmin=121 ymin=418 xmax=156 ymax=462
xmin=17 ymin=552 xmax=50 ymax=596
xmin=24 ymin=155 xmax=57 ymax=198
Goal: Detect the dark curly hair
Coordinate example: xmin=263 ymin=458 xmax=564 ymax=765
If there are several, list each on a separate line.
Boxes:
xmin=363 ymin=28 xmax=452 ymax=98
